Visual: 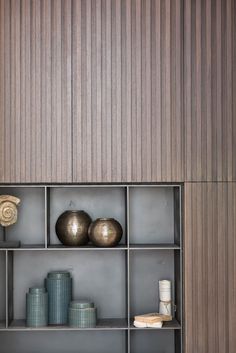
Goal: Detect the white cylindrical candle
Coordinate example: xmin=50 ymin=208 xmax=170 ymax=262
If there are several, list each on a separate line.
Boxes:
xmin=159 ymin=280 xmax=172 ymax=315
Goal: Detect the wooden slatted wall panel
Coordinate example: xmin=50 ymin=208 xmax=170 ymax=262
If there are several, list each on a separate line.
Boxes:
xmin=0 ymin=0 xmax=72 ymax=183
xmin=72 ymin=0 xmax=184 ymax=182
xmin=184 ymin=0 xmax=236 ymax=181
xmin=185 ymin=182 xmax=236 ymax=353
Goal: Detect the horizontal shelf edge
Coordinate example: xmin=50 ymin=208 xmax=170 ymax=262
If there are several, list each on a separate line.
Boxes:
xmin=6 ymin=319 xmax=128 ymax=331
xmin=0 ymin=244 xmax=181 ymax=251
xmin=2 ymin=319 xmax=182 ymax=332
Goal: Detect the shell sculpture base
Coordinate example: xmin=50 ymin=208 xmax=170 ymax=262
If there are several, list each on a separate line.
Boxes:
xmin=0 ymin=240 xmax=21 ymax=248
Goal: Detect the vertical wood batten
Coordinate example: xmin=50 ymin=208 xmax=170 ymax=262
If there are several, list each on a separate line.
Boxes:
xmin=226 ymin=0 xmax=232 ymax=180
xmin=20 ymin=0 xmax=27 ymax=181
xmin=121 ymin=0 xmax=128 ymax=181
xmin=112 ymin=0 xmax=122 ymax=182
xmin=72 ymin=0 xmax=82 ymax=182
xmin=173 ymin=0 xmax=183 ymax=181
xmin=165 ymin=0 xmax=171 ymax=181
xmin=101 ymin=0 xmax=106 ymax=181
xmin=184 ymin=0 xmax=192 ymax=181
xmin=195 ymin=0 xmax=201 ymax=180
xmin=152 ymin=0 xmax=161 ymax=181
xmin=141 ymin=0 xmax=152 ymax=181
xmin=232 ymin=0 xmax=236 ymax=180
xmin=86 ymin=0 xmax=92 ymax=181
xmin=61 ymin=0 xmax=72 ymax=182
xmin=10 ymin=0 xmax=15 ymax=181
xmin=135 ymin=0 xmax=142 ymax=182
xmin=0 ymin=0 xmax=5 ymax=181
xmin=3 ymin=0 xmax=11 ymax=182
xmin=43 ymin=0 xmax=52 ymax=182
xmin=91 ymin=0 xmax=96 ymax=181
xmin=206 ymin=0 xmax=212 ymax=181
xmin=31 ymin=0 xmax=41 ymax=182
xmin=24 ymin=0 xmax=31 ymax=182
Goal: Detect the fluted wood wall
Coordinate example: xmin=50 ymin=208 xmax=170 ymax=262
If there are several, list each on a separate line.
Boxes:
xmin=185 ymin=182 xmax=236 ymax=353
xmin=184 ymin=0 xmax=236 ymax=181
xmin=72 ymin=0 xmax=184 ymax=182
xmin=0 ymin=0 xmax=184 ymax=183
xmin=0 ymin=0 xmax=235 ymax=183
xmin=0 ymin=0 xmax=72 ymax=182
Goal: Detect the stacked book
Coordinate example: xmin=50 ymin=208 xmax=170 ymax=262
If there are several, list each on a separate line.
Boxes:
xmin=133 ymin=313 xmax=172 ymax=328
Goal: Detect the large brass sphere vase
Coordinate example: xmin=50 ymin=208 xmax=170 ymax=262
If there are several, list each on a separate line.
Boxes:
xmin=55 ymin=210 xmax=92 ymax=246
xmin=88 ymin=218 xmax=123 ymax=247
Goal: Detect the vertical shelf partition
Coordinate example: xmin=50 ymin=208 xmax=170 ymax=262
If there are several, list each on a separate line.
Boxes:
xmin=0 ymin=184 xmax=183 ymax=353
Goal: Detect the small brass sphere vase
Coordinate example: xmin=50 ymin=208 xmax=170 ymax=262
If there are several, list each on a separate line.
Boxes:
xmin=88 ymin=218 xmax=123 ymax=247
xmin=55 ymin=210 xmax=92 ymax=246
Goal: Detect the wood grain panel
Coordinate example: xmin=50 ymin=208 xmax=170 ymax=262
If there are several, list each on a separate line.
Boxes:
xmin=184 ymin=0 xmax=236 ymax=181
xmin=72 ymin=0 xmax=184 ymax=182
xmin=185 ymin=182 xmax=236 ymax=353
xmin=0 ymin=0 xmax=72 ymax=183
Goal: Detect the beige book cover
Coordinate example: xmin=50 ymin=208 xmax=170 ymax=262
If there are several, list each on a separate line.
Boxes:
xmin=134 ymin=313 xmax=172 ymax=323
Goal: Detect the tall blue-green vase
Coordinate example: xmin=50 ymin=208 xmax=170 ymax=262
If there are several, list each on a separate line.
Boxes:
xmin=45 ymin=271 xmax=72 ymax=325
xmin=26 ymin=287 xmax=48 ymax=327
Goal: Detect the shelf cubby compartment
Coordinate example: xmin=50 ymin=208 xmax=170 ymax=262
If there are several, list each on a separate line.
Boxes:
xmin=130 ymin=250 xmax=181 ymax=323
xmin=0 ymin=187 xmax=46 ymax=248
xmin=47 ymin=186 xmax=127 ymax=247
xmin=131 ymin=330 xmax=181 ymax=353
xmin=129 ymin=248 xmax=182 ymax=353
xmin=129 ymin=186 xmax=181 ymax=248
xmin=129 ymin=249 xmax=182 ymax=352
xmin=0 ymin=331 xmax=127 ymax=353
xmin=6 ymin=250 xmax=127 ymax=331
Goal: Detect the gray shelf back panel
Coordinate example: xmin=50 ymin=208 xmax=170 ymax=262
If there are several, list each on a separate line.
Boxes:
xmin=0 ymin=187 xmax=45 ymax=245
xmin=0 ymin=331 xmax=126 ymax=353
xmin=12 ymin=251 xmax=126 ymax=320
xmin=49 ymin=187 xmax=127 ymax=245
xmin=0 ymin=252 xmax=5 ymax=322
xmin=130 ymin=250 xmax=175 ymax=317
xmin=131 ymin=330 xmax=175 ymax=353
xmin=129 ymin=187 xmax=175 ymax=244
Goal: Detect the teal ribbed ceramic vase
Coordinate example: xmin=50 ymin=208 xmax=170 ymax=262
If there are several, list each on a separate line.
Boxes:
xmin=45 ymin=271 xmax=72 ymax=325
xmin=68 ymin=300 xmax=97 ymax=328
xmin=26 ymin=287 xmax=48 ymax=327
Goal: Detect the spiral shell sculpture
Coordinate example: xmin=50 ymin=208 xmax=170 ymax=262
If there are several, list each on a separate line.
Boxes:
xmin=0 ymin=195 xmax=20 ymax=227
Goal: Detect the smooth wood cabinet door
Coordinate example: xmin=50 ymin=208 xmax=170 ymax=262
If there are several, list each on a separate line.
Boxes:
xmin=184 ymin=0 xmax=236 ymax=182
xmin=72 ymin=0 xmax=184 ymax=183
xmin=184 ymin=182 xmax=236 ymax=353
xmin=0 ymin=0 xmax=72 ymax=183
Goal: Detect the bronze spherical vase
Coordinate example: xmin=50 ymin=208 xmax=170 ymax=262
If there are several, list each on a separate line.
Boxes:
xmin=88 ymin=218 xmax=123 ymax=247
xmin=55 ymin=210 xmax=92 ymax=246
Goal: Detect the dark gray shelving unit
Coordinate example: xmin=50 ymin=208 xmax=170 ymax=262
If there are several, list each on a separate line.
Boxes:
xmin=0 ymin=184 xmax=183 ymax=353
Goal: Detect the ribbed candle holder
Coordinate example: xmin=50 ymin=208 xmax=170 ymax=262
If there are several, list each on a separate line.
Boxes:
xmin=68 ymin=300 xmax=97 ymax=328
xmin=26 ymin=287 xmax=48 ymax=327
xmin=45 ymin=271 xmax=72 ymax=325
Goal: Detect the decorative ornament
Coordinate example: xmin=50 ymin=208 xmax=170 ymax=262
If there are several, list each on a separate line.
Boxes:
xmin=0 ymin=195 xmax=20 ymax=227
xmin=0 ymin=195 xmax=21 ymax=248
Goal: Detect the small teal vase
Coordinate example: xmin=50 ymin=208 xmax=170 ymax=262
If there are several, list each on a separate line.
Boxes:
xmin=26 ymin=287 xmax=48 ymax=327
